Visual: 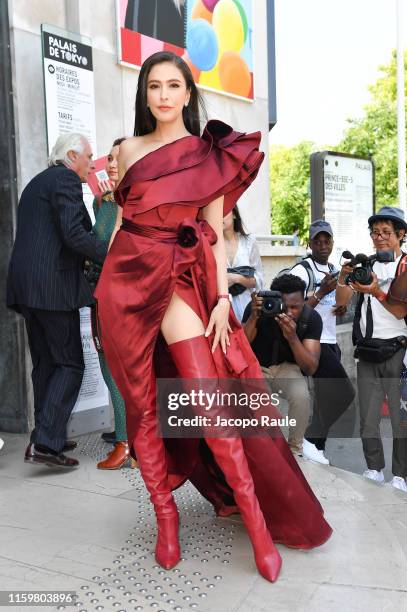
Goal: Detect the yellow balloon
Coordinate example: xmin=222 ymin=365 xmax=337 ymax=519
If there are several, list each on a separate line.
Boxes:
xmin=212 ymin=0 xmax=244 ymax=53
xmin=199 ymin=62 xmax=222 ymax=90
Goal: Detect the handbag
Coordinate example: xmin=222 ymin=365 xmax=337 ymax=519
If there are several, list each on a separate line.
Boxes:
xmin=228 ymin=265 xmax=255 ymax=296
xmin=354 ymin=336 xmax=407 ymax=363
xmin=84 ymin=259 xmax=103 ymax=292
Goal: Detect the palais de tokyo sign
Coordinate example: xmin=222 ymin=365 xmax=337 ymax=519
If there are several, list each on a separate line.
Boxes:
xmin=41 ymin=24 xmax=97 ymax=155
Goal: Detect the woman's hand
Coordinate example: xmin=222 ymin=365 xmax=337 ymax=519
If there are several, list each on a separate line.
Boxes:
xmin=205 ymin=299 xmax=232 ymax=354
xmin=98 ymin=178 xmax=113 ymax=195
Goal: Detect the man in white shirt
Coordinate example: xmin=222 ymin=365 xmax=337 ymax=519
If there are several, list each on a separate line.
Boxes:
xmin=336 ymin=207 xmax=407 ymax=491
xmin=291 ymin=220 xmax=355 ymax=465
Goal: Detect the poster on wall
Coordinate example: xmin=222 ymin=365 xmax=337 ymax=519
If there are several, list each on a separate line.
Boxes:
xmin=116 ymin=0 xmax=254 ymax=100
xmin=41 ymin=24 xmax=97 ymax=155
xmin=67 ymin=308 xmax=111 ymax=436
xmin=41 ymin=24 xmax=97 ymax=219
xmin=71 ymin=309 xmax=109 ymax=414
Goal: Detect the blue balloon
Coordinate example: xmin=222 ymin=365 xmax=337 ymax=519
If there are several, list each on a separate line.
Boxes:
xmin=186 ymin=19 xmax=218 ymax=72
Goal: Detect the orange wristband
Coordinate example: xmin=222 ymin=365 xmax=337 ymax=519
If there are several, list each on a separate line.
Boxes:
xmin=375 ymin=291 xmax=387 ymax=302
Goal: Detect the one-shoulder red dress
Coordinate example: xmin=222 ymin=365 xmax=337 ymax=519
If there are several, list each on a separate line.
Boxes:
xmin=95 ymin=121 xmax=332 ymax=549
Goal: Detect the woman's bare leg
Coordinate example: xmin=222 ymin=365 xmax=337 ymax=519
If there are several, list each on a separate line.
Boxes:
xmin=161 ymin=292 xmax=205 ymax=344
xmin=163 ymin=304 xmax=282 ymax=582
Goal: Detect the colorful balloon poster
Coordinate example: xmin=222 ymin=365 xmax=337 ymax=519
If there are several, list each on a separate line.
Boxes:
xmin=187 ymin=0 xmax=254 ymax=99
xmin=116 ymin=0 xmax=254 ymax=101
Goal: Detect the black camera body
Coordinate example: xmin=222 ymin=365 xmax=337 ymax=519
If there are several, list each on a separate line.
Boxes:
xmin=257 ymin=290 xmax=283 ymax=318
xmin=342 ymin=250 xmax=395 ymax=285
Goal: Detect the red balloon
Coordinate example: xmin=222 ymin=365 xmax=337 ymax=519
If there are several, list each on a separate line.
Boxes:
xmin=192 ymin=0 xmax=213 ymax=22
xmin=202 ymin=0 xmax=220 ymax=11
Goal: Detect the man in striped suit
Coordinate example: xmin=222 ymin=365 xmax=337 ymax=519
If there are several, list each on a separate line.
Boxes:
xmin=7 ymin=133 xmax=108 ymax=468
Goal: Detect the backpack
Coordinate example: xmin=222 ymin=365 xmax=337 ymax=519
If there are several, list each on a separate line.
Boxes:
xmin=278 ymin=256 xmax=335 ymax=295
xmin=353 ymin=251 xmax=407 ymax=344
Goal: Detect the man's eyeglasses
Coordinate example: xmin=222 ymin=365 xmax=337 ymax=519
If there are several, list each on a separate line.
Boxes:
xmin=370 ymin=230 xmax=396 ymax=240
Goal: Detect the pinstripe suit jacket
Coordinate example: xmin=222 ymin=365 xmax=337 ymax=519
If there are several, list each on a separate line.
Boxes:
xmin=7 ymin=164 xmax=108 ymax=312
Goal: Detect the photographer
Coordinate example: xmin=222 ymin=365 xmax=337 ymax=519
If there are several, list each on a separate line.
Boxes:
xmin=336 ymin=206 xmax=407 ymax=491
xmin=242 ymin=274 xmax=322 ymax=457
xmin=291 ymin=220 xmax=355 ymax=465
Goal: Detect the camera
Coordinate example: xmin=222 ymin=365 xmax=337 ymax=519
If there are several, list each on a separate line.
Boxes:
xmin=342 ymin=250 xmax=395 ymax=285
xmin=257 ymin=290 xmax=283 ymax=318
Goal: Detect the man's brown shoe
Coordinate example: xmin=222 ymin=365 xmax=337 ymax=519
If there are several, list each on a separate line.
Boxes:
xmin=24 ymin=443 xmax=79 ymax=468
xmin=97 ymin=441 xmax=137 ymax=470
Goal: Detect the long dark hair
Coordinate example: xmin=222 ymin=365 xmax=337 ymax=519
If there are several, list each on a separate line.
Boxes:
xmin=134 ymin=51 xmax=206 ymax=137
xmin=233 ymin=206 xmax=248 ymax=237
xmin=112 ymin=137 xmax=127 ymax=147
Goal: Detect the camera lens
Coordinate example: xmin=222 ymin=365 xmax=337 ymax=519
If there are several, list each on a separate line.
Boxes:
xmin=351 ymin=267 xmax=372 ymax=285
xmin=258 ymin=291 xmax=283 ymax=317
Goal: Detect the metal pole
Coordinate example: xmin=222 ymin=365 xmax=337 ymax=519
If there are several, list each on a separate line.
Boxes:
xmin=396 ymin=0 xmax=406 ymax=213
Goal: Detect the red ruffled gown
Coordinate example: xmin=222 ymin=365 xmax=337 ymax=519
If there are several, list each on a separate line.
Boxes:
xmin=95 ymin=120 xmax=332 ymax=551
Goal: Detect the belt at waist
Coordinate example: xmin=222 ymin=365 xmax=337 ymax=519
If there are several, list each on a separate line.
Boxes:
xmin=121 ymin=219 xmax=178 ymax=242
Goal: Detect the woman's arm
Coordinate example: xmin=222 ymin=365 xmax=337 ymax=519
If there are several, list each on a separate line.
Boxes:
xmin=108 ymin=206 xmax=123 ymax=250
xmin=201 ymin=197 xmax=231 ymax=353
xmin=249 ymin=236 xmax=264 ymax=291
xmin=386 ymin=270 xmax=407 ymax=318
xmin=107 ymin=141 xmax=131 ymax=250
xmin=351 ymin=273 xmax=407 ymax=319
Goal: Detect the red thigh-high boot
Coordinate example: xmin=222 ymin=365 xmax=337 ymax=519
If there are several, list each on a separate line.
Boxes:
xmin=168 ymin=335 xmax=282 ymax=583
xmin=133 ymin=380 xmax=180 ymax=570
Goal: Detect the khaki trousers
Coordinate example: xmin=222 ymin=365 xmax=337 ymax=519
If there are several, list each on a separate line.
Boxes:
xmin=262 ymin=362 xmax=310 ymax=454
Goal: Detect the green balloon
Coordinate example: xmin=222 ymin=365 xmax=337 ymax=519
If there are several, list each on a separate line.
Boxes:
xmin=232 ymin=0 xmax=248 ymax=43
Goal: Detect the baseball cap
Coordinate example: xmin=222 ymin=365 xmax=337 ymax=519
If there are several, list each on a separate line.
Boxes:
xmin=368 ymin=206 xmax=407 ymax=230
xmin=309 ymin=219 xmax=333 ymax=240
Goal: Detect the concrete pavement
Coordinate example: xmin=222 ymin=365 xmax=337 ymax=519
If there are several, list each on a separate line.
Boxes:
xmin=0 ymin=432 xmax=406 ymax=612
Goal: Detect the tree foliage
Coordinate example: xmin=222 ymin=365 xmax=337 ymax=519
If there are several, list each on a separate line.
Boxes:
xmin=269 ymin=141 xmax=313 ymax=241
xmin=270 ymin=52 xmax=407 ymax=237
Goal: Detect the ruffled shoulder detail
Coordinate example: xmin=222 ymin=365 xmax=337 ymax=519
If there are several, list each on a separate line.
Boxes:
xmin=115 ymin=120 xmax=264 ymax=216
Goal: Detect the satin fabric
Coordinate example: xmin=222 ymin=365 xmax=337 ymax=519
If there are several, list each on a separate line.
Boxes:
xmin=95 ymin=121 xmax=332 ymax=548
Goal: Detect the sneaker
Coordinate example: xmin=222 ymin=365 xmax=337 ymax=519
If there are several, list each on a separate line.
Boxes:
xmin=390 ymin=476 xmax=407 ymax=492
xmin=363 ymin=469 xmax=385 ymax=483
xmin=302 ymin=439 xmax=330 ymax=465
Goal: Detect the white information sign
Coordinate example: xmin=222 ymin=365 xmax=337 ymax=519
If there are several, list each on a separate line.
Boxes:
xmin=41 ymin=25 xmax=97 ymax=155
xmin=71 ymin=308 xmax=109 ymax=414
xmin=323 ymin=154 xmax=374 ymax=266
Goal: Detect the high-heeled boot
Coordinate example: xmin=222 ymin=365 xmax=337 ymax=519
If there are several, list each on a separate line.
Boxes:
xmin=134 ymin=399 xmax=180 ymax=570
xmin=168 ymin=334 xmax=282 ymax=582
xmin=97 ymin=441 xmax=138 ymax=470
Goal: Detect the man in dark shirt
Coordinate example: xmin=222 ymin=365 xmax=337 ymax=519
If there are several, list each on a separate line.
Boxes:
xmin=7 ymin=133 xmax=108 ymax=469
xmin=242 ymin=274 xmax=322 ymax=456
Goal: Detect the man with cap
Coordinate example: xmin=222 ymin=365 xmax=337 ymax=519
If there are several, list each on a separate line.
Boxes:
xmin=291 ymin=220 xmax=355 ymax=465
xmin=336 ymin=206 xmax=407 ymax=491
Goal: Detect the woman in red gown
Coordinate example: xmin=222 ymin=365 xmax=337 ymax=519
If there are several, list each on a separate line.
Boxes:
xmin=95 ymin=51 xmax=332 ymax=583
